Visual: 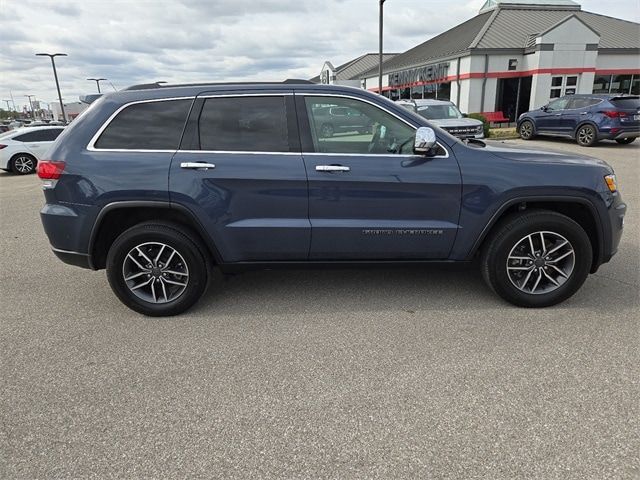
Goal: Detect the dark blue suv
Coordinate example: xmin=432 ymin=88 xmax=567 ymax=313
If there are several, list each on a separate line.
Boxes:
xmin=38 ymin=82 xmax=626 ymax=316
xmin=517 ymin=94 xmax=640 ymax=147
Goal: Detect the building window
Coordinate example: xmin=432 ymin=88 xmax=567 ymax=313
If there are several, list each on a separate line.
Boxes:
xmin=508 ymin=59 xmax=518 ymax=71
xmin=550 ymin=75 xmax=578 ymax=99
xmin=411 ymin=85 xmax=423 ymax=99
xmin=421 ymin=82 xmax=451 ymax=101
xmin=611 ymin=75 xmax=633 ymax=94
xmin=592 ymin=74 xmax=636 ymax=94
xmin=593 ymin=75 xmax=611 ymax=93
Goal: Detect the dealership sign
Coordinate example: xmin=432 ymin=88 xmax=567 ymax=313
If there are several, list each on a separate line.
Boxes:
xmin=389 ymin=62 xmax=450 ymax=87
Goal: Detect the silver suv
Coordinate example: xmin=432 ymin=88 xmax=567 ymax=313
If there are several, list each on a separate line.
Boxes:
xmin=396 ymin=99 xmax=484 ymax=139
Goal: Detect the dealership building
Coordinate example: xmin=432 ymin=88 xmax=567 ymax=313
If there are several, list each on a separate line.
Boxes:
xmin=316 ymin=0 xmax=639 ymax=120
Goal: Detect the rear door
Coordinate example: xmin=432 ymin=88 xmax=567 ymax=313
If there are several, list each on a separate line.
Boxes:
xmin=297 ymin=93 xmax=461 ymax=260
xmin=169 ymin=91 xmax=310 ymax=262
xmin=561 ymin=97 xmax=602 ymax=134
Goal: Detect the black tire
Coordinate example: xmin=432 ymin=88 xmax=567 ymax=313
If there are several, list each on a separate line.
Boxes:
xmin=10 ymin=153 xmax=37 ymax=175
xmin=518 ymin=120 xmax=535 ymax=140
xmin=615 ymin=137 xmax=636 ymax=145
xmin=576 ymin=124 xmax=598 ymax=147
xmin=320 ymin=123 xmax=334 ymax=138
xmin=106 ymin=223 xmax=209 ymax=316
xmin=481 ymin=210 xmax=592 ymax=308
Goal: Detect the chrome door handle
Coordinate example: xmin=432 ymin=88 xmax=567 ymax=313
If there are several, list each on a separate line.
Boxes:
xmin=180 ymin=162 xmax=216 ymax=170
xmin=580 ymin=112 xmax=588 ymax=115
xmin=554 ymin=113 xmax=562 ymax=116
xmin=316 ymin=165 xmax=350 ymax=172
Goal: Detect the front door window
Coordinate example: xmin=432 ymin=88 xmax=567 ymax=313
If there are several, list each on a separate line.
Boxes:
xmin=304 ymin=96 xmax=416 ymax=155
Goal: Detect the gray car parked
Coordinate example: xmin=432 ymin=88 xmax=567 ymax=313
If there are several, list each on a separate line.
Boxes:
xmin=397 ymin=99 xmax=484 ymax=139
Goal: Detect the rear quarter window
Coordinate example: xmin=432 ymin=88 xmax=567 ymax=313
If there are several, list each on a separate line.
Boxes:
xmin=610 ymin=98 xmax=640 ymax=109
xmin=94 ymin=99 xmax=192 ymax=150
xmin=13 ymin=129 xmax=63 ymax=142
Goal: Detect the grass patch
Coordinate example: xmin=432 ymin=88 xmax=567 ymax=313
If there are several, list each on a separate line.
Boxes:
xmin=489 ymin=127 xmax=519 ymax=139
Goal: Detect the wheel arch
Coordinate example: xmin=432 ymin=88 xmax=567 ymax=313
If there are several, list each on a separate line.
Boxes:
xmin=573 ymin=120 xmax=599 ymax=137
xmin=9 ymin=151 xmax=37 ymax=169
xmin=470 ymin=196 xmax=604 ymax=273
xmin=89 ymin=201 xmax=223 ymax=270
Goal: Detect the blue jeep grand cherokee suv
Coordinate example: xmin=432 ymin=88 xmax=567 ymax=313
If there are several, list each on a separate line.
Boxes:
xmin=39 ymin=81 xmax=626 ymax=316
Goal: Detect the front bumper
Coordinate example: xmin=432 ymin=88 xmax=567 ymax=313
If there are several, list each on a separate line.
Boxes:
xmin=594 ymin=190 xmax=627 ymax=273
xmin=51 ymin=248 xmax=92 ymax=269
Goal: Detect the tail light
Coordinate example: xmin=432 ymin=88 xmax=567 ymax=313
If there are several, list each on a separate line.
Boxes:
xmin=601 ymin=111 xmax=627 ymax=118
xmin=37 ymin=160 xmax=66 ymax=179
xmin=0 ymin=144 xmax=6 ymax=149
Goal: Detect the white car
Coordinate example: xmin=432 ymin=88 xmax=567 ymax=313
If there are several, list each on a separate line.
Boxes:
xmin=0 ymin=126 xmax=65 ymax=174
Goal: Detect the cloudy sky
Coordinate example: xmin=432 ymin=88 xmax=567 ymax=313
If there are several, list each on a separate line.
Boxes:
xmin=1 ymin=0 xmax=638 ymax=111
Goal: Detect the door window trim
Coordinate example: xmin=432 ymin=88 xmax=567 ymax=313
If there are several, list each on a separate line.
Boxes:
xmin=86 ymin=96 xmax=196 ymax=152
xmin=297 ymin=92 xmax=449 ymax=158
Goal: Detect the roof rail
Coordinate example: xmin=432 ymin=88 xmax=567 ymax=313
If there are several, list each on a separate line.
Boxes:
xmin=123 ymin=82 xmax=166 ymax=91
xmin=123 ymin=79 xmax=315 ymax=91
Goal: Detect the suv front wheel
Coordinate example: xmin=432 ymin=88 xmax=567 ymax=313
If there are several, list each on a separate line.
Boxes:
xmin=106 ymin=222 xmax=209 ymax=316
xmin=481 ymin=210 xmax=592 ymax=308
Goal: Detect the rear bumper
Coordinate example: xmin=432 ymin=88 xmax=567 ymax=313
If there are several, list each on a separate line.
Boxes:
xmin=598 ymin=128 xmax=640 ymax=140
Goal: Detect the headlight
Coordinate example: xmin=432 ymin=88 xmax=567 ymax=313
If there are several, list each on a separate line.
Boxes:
xmin=604 ymin=174 xmax=617 ymax=193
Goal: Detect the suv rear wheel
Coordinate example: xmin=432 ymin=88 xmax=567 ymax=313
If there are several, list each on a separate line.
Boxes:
xmin=481 ymin=210 xmax=592 ymax=308
xmin=576 ymin=124 xmax=597 ymax=147
xmin=106 ymin=222 xmax=208 ymax=316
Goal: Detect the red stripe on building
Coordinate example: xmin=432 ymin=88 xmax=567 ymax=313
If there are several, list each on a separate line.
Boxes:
xmin=368 ymin=67 xmax=640 ymax=92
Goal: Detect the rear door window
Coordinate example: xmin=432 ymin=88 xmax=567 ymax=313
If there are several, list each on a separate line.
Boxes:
xmin=198 ymin=96 xmax=289 ymax=152
xmin=94 ymin=99 xmax=192 ymax=150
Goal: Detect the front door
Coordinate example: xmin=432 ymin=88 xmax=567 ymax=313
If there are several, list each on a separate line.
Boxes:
xmin=169 ymin=91 xmax=310 ymax=262
xmin=298 ymin=94 xmax=461 ymax=260
xmin=537 ymin=97 xmax=570 ymax=133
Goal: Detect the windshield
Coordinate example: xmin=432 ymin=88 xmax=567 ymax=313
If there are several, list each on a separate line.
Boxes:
xmin=417 ymin=104 xmax=463 ymax=120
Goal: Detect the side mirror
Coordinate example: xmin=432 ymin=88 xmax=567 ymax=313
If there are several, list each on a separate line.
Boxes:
xmin=414 ymin=127 xmax=437 ymax=155
xmin=541 ymin=105 xmax=548 ymax=112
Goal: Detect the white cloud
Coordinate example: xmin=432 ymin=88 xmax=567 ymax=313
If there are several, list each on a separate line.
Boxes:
xmin=0 ymin=0 xmax=636 ymax=111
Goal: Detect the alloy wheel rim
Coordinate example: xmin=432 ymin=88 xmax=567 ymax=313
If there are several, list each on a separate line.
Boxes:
xmin=15 ymin=156 xmax=34 ymax=173
xmin=122 ymin=242 xmax=189 ymax=304
xmin=521 ymin=122 xmax=532 ymax=138
xmin=578 ymin=127 xmax=594 ymax=145
xmin=506 ymin=231 xmax=575 ymax=295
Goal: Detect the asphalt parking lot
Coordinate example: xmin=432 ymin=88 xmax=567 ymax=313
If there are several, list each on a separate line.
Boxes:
xmin=1 ymin=138 xmax=638 ymax=479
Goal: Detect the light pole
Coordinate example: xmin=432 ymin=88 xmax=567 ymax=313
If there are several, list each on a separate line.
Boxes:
xmin=25 ymin=95 xmax=36 ymax=119
xmin=378 ymin=0 xmax=386 ymax=96
xmin=36 ymin=53 xmax=67 ymax=123
xmin=87 ymin=77 xmax=107 ymax=93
